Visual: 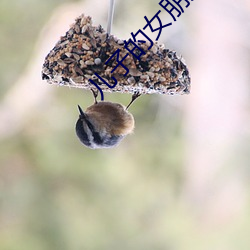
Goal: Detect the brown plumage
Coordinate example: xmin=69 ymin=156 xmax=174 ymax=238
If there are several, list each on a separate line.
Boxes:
xmin=75 ymin=101 xmax=135 ymax=149
xmin=85 ymin=102 xmax=134 ymax=136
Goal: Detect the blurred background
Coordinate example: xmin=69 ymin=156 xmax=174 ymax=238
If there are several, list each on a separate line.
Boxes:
xmin=1 ymin=0 xmax=250 ymax=249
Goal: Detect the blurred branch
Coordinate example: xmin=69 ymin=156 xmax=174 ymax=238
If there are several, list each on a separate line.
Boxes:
xmin=0 ymin=1 xmax=108 ymax=139
xmin=183 ymin=0 xmax=250 ymax=225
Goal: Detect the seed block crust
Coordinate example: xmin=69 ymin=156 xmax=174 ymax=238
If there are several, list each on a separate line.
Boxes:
xmin=42 ymin=14 xmax=190 ymax=95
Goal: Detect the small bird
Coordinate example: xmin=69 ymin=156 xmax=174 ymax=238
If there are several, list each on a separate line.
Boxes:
xmin=75 ymin=91 xmax=140 ymax=149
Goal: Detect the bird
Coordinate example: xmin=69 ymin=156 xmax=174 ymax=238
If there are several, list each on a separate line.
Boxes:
xmin=75 ymin=91 xmax=140 ymax=149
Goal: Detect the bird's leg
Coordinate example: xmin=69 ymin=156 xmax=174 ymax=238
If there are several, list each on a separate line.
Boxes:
xmin=126 ymin=91 xmax=141 ymax=110
xmin=90 ymin=89 xmax=99 ymax=104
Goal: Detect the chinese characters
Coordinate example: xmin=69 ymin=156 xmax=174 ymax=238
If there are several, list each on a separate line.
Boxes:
xmin=90 ymin=0 xmax=194 ymax=100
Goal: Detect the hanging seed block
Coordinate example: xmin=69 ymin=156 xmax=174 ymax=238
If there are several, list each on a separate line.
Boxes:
xmin=42 ymin=14 xmax=190 ymax=95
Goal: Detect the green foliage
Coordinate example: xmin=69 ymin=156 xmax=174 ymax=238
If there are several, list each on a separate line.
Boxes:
xmin=0 ymin=0 xmax=70 ymax=98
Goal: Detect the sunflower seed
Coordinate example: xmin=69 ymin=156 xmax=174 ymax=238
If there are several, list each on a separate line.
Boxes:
xmin=82 ymin=43 xmax=90 ymax=50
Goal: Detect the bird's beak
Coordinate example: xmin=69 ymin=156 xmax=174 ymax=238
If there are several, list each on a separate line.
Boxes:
xmin=77 ymin=105 xmax=86 ymax=119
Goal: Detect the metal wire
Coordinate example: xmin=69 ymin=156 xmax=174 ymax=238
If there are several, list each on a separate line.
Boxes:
xmin=107 ymin=0 xmax=115 ymax=34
